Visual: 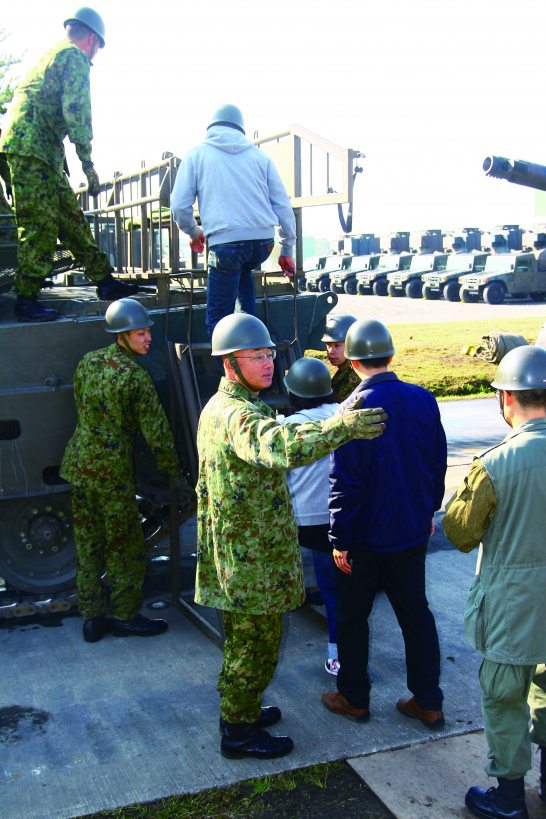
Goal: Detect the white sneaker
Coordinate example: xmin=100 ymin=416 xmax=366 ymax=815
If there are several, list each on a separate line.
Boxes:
xmin=325 ymin=658 xmax=340 ymax=676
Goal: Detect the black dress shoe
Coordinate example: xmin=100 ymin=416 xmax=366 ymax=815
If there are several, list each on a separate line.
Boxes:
xmin=110 ymin=613 xmax=168 ymax=637
xmin=465 ymin=783 xmax=529 ymax=819
xmin=14 ymin=296 xmax=59 ymax=322
xmin=96 ymin=274 xmax=139 ymax=300
xmin=83 ymin=617 xmax=110 ymax=643
xmin=221 ymin=725 xmax=293 ymax=759
xmin=219 ymin=705 xmax=281 ymax=732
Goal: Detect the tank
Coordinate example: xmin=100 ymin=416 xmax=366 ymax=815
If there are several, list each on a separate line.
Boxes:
xmin=0 ymin=125 xmax=362 ymax=600
xmin=483 ymin=156 xmax=546 ymax=192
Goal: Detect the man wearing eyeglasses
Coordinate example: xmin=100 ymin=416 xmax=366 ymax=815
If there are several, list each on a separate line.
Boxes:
xmin=444 ymin=345 xmax=546 ymax=819
xmin=195 ymin=312 xmax=388 ymax=761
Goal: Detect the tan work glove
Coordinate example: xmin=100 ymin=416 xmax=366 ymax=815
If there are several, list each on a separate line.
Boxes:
xmin=339 ymin=400 xmax=388 ymax=440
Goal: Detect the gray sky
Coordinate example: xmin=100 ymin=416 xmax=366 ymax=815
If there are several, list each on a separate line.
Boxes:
xmin=3 ymin=0 xmax=546 ymax=238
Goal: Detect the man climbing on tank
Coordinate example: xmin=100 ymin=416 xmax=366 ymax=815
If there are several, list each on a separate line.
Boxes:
xmin=0 ymin=8 xmax=138 ymax=323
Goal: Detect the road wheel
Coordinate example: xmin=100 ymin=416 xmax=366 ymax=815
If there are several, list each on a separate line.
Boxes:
xmin=387 ymin=283 xmax=401 ymax=297
xmin=483 ymin=282 xmax=506 ymax=305
xmin=405 ymin=279 xmax=423 ymax=298
xmin=318 ymin=278 xmax=330 ymax=293
xmin=444 ymin=281 xmax=461 ymax=302
xmin=422 ymin=285 xmax=440 ymax=300
xmin=343 ymin=278 xmax=357 ymax=295
xmin=296 ymin=275 xmax=307 ymax=293
xmin=372 ymin=279 xmax=388 ymax=297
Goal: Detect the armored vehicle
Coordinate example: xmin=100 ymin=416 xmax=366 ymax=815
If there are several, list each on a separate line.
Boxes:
xmin=422 ymin=252 xmax=489 ymax=301
xmin=387 ymin=253 xmax=448 ymax=298
xmin=458 ymin=252 xmax=546 ymax=304
xmin=330 ymin=253 xmax=381 ymax=295
xmin=357 ymin=253 xmax=414 ymax=296
xmin=0 ymin=125 xmax=361 ymax=608
xmin=304 ymin=254 xmax=347 ymax=293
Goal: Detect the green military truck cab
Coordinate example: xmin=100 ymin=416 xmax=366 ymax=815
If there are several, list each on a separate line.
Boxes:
xmin=459 ymin=252 xmax=546 ymax=304
xmin=422 ymin=252 xmax=489 ymax=302
xmin=330 ymin=254 xmax=380 ymax=295
xmin=356 ymin=253 xmax=414 ymax=296
xmin=304 ymin=254 xmax=347 ymax=293
xmin=387 ymin=253 xmax=448 ymax=298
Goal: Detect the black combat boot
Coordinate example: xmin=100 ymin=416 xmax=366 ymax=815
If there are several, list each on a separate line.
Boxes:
xmin=110 ymin=613 xmax=168 ymax=637
xmin=221 ymin=722 xmax=293 ymax=759
xmin=219 ymin=705 xmax=281 ymax=732
xmin=83 ymin=616 xmax=111 ymax=643
xmin=96 ymin=274 xmax=139 ymax=300
xmin=465 ymin=776 xmax=528 ymax=819
xmin=14 ymin=296 xmax=59 ymax=322
xmin=539 ymin=746 xmax=546 ymax=803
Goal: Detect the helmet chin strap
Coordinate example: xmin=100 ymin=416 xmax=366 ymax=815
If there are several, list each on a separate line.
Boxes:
xmin=228 ymin=353 xmax=259 ymax=393
xmin=118 ymin=332 xmax=135 ymax=354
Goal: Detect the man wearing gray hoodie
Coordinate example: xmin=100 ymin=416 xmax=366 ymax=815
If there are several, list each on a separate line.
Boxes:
xmin=170 ymin=104 xmax=296 ymax=339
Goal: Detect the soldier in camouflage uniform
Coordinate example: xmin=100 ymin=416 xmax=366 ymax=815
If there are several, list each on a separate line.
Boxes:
xmin=0 ymin=8 xmax=138 ymax=323
xmin=322 ymin=313 xmax=361 ymax=401
xmin=196 ymin=312 xmax=387 ymax=759
xmin=60 ymin=299 xmax=191 ymax=643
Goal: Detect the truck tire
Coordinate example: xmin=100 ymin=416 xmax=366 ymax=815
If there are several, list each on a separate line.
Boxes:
xmin=483 ymin=282 xmax=506 ymax=305
xmin=357 ymin=283 xmax=367 ymax=295
xmin=318 ymin=278 xmax=330 ymax=293
xmin=460 ymin=288 xmax=478 ymax=303
xmin=343 ymin=278 xmax=357 ymax=295
xmin=387 ymin=283 xmax=401 ymax=297
xmin=422 ymin=285 xmax=440 ymax=300
xmin=443 ymin=281 xmax=461 ymax=302
xmin=296 ymin=275 xmax=307 ymax=293
xmin=372 ymin=279 xmax=388 ymax=297
xmin=405 ymin=279 xmax=423 ymax=298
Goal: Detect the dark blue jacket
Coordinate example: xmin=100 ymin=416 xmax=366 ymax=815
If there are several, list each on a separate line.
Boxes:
xmin=329 ymin=372 xmax=447 ymax=554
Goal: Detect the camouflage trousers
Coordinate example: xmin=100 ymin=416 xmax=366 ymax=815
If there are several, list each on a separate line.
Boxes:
xmin=218 ymin=610 xmax=283 ymax=724
xmin=7 ymin=154 xmax=111 ymax=297
xmin=71 ymin=485 xmax=146 ymax=620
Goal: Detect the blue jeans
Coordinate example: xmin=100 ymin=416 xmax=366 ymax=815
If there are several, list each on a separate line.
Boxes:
xmin=206 ymin=238 xmax=274 ymax=339
xmin=312 ymin=549 xmax=337 ymax=645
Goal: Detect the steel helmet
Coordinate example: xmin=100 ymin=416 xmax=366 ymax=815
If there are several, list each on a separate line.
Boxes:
xmin=64 ymin=7 xmax=105 ymax=48
xmin=345 ymin=319 xmax=395 ymax=360
xmin=491 ymin=345 xmax=546 ymax=390
xmin=211 ymin=313 xmax=274 ymax=356
xmin=284 ymin=357 xmax=333 ymax=398
xmin=105 ymin=298 xmax=153 ymax=333
xmin=208 ymin=104 xmax=245 ymax=134
xmin=321 ymin=313 xmax=357 ymax=343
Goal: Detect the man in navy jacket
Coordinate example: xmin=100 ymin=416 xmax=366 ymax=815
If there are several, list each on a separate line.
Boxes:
xmin=322 ymin=319 xmax=447 ymax=727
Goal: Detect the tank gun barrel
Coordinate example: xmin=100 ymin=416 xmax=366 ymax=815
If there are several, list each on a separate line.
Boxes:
xmin=483 ymin=156 xmax=546 ymax=192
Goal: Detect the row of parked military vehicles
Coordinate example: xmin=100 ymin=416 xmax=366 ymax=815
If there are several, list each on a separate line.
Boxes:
xmin=298 ymin=250 xmax=546 ymax=304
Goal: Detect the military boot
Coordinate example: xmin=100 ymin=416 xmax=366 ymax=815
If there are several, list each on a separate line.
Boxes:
xmin=96 ymin=274 xmax=139 ymax=301
xmin=110 ymin=613 xmax=168 ymax=637
xmin=465 ymin=777 xmax=528 ymax=819
xmin=539 ymin=746 xmax=546 ymax=803
xmin=221 ymin=723 xmax=293 ymax=760
xmin=14 ymin=296 xmax=59 ymax=322
xmin=83 ymin=616 xmax=111 ymax=643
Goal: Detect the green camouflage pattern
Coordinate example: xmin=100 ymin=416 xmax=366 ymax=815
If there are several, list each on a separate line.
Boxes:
xmin=61 ymin=342 xmax=180 ymax=489
xmin=331 ymin=359 xmax=361 ymax=402
xmin=0 ymin=153 xmax=12 ymax=215
xmin=195 ymin=377 xmax=380 ymax=614
xmin=7 ymin=154 xmax=111 ymax=295
xmin=71 ymin=485 xmax=146 ymax=619
xmin=0 ymin=40 xmax=94 ymax=175
xmin=218 ymin=611 xmax=283 ymax=723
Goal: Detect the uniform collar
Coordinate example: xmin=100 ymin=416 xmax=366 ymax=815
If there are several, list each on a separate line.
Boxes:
xmin=356 ymin=370 xmax=398 ymax=390
xmin=218 ymin=377 xmax=274 ymax=414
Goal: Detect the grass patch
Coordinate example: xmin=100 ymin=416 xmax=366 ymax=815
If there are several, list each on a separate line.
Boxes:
xmin=310 ymin=316 xmax=540 ymax=399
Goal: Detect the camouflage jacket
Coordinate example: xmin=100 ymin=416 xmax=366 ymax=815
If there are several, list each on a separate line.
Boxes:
xmin=60 ymin=343 xmax=180 ymax=491
xmin=0 ymin=40 xmax=94 ymax=176
xmin=195 ymin=377 xmax=366 ymax=614
xmin=332 ymin=359 xmax=361 ymax=402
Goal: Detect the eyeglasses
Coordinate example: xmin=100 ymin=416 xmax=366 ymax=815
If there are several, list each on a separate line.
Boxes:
xmin=233 ymin=350 xmax=276 ymax=364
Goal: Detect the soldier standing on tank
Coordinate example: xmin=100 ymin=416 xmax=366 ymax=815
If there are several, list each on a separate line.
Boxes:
xmin=444 ymin=345 xmax=546 ymax=819
xmin=195 ymin=312 xmax=387 ymax=759
xmin=321 ymin=313 xmax=360 ymax=401
xmin=0 ymin=8 xmax=138 ymax=323
xmin=61 ymin=298 xmax=195 ymax=642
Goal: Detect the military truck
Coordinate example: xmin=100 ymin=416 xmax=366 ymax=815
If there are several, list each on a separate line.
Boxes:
xmin=458 ymin=252 xmax=546 ymax=304
xmin=356 ymin=253 xmax=414 ymax=296
xmin=330 ymin=253 xmax=381 ymax=295
xmin=304 ymin=253 xmax=347 ymax=292
xmin=387 ymin=253 xmax=448 ymax=298
xmin=0 ymin=124 xmax=361 ymax=609
xmin=422 ymin=252 xmax=489 ymax=301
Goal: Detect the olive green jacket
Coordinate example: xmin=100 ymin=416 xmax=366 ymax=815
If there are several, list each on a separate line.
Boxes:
xmin=332 ymin=359 xmax=361 ymax=402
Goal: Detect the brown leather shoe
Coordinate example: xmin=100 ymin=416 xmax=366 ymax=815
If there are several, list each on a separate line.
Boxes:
xmin=396 ymin=696 xmax=445 ymax=729
xmin=321 ymin=692 xmax=370 ymax=722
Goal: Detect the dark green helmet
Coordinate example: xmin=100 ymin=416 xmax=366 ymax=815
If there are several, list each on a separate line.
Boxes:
xmin=321 ymin=313 xmax=357 ymax=343
xmin=284 ymin=357 xmax=333 ymax=398
xmin=64 ymin=7 xmax=105 ymax=47
xmin=345 ymin=319 xmax=395 ymax=360
xmin=491 ymin=345 xmax=546 ymax=390
xmin=211 ymin=314 xmax=274 ymax=356
xmin=208 ymin=104 xmax=245 ymax=134
xmin=105 ymin=298 xmax=153 ymax=333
